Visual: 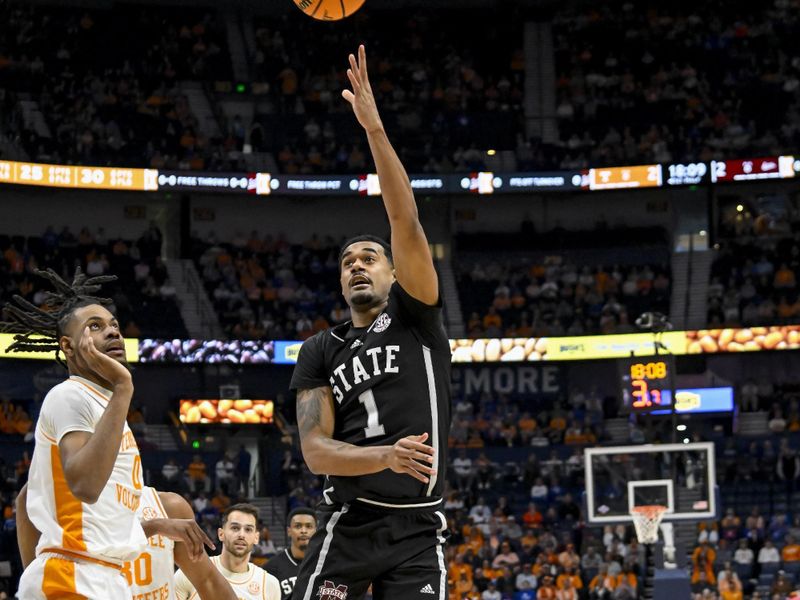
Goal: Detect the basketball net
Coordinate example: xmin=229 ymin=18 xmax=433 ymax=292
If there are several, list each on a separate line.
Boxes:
xmin=631 ymin=505 xmax=668 ymax=544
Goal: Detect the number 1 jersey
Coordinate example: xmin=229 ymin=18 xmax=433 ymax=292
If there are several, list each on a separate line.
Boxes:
xmin=290 ymin=282 xmax=451 ymax=508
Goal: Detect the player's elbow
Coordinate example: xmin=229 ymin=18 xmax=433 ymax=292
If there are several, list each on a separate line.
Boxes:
xmin=303 ymin=452 xmax=326 ymax=475
xmin=299 ymin=441 xmax=326 ymax=475
xmin=68 ymin=480 xmax=101 ymax=504
xmin=75 ymin=490 xmax=101 ymax=504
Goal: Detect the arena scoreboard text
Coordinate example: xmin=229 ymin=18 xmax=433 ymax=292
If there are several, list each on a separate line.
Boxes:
xmin=618 ymin=355 xmax=675 ymax=412
xmin=0 ymin=161 xmax=159 ymax=191
xmin=1 ymin=154 xmax=798 ymax=196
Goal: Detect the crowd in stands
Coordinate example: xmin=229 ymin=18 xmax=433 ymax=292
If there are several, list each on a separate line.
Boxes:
xmin=154 ymin=447 xmax=288 ymax=566
xmin=1 ymin=3 xmax=238 ymax=171
xmin=449 ymin=389 xmax=604 ymax=452
xmin=551 ymin=0 xmax=800 ymax=170
xmin=0 ymin=223 xmax=186 ymax=338
xmin=709 ymin=224 xmax=800 ymax=329
xmin=5 ymin=0 xmax=800 ymax=179
xmin=192 ymin=232 xmax=351 ymax=340
xmin=0 ymin=399 xmax=38 ymax=598
xmin=688 ymin=507 xmax=800 ymax=598
xmin=250 ymin=8 xmax=524 ymax=174
xmin=457 ymin=255 xmax=670 ymax=338
xmin=189 ymin=227 xmax=677 ymax=342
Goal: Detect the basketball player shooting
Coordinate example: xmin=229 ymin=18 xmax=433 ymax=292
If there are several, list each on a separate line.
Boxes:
xmin=290 ymin=45 xmax=451 ymax=600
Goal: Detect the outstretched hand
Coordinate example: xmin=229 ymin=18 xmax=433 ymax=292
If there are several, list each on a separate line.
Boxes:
xmin=342 ymin=44 xmax=383 ymax=134
xmin=147 ymin=518 xmax=215 ymax=562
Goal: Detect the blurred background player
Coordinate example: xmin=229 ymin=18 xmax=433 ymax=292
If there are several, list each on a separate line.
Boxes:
xmin=290 ymin=46 xmax=451 ymax=600
xmin=265 ymin=507 xmax=317 ymax=599
xmin=16 ymin=484 xmax=238 ymax=600
xmin=175 ymin=503 xmax=280 ymax=600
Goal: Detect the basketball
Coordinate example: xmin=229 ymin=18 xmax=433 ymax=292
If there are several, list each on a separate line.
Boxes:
xmin=292 ymin=0 xmax=366 ymax=20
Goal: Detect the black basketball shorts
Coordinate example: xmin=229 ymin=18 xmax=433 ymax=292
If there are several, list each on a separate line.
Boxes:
xmin=292 ymin=501 xmax=449 ymax=600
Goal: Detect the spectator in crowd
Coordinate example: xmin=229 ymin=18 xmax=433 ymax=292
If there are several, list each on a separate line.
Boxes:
xmin=186 ymin=454 xmax=211 ymax=492
xmin=556 ymin=576 xmax=578 ymax=600
xmin=481 ymin=580 xmax=501 ymax=600
xmin=515 ymin=564 xmax=537 ymax=593
xmin=453 ymin=449 xmax=475 ymax=492
xmin=161 ymin=458 xmax=181 ymax=488
xmin=771 ymin=571 xmax=794 ymax=597
xmin=720 ymin=508 xmax=741 ymax=542
xmin=531 ymin=477 xmax=549 ymax=502
xmin=470 ymin=496 xmax=493 ymax=526
xmin=192 ymin=491 xmax=210 ymax=515
xmin=758 ymin=539 xmax=781 ymax=567
xmin=215 ymin=452 xmax=237 ymax=495
xmin=691 ymin=540 xmax=717 ymax=586
xmin=588 ymin=565 xmax=615 ymax=598
xmin=733 ymin=538 xmax=754 ymax=572
xmin=251 ymin=524 xmax=277 ymax=559
xmin=237 ymin=445 xmax=251 ymax=496
xmin=536 ymin=574 xmax=557 ymax=599
xmin=492 ymin=541 xmax=521 ymax=570
xmin=211 ymin=486 xmax=231 ymax=512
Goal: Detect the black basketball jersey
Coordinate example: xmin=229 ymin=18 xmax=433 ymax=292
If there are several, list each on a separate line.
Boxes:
xmin=265 ymin=548 xmax=302 ymax=599
xmin=290 ymin=281 xmax=451 ymax=508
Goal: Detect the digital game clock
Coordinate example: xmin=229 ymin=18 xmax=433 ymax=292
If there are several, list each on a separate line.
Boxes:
xmin=618 ymin=355 xmax=675 ymax=412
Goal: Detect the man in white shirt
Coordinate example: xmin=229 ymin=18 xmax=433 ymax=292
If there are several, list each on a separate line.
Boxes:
xmin=469 ymin=497 xmax=492 ymax=526
xmin=452 ymin=449 xmax=474 ymax=491
xmin=175 ymin=503 xmax=280 ymax=600
xmin=733 ymin=539 xmax=754 ymax=566
xmin=480 ymin=580 xmax=501 ymax=600
xmin=515 ymin=564 xmax=536 ymax=591
xmin=758 ymin=540 xmax=781 ymax=565
xmin=215 ymin=455 xmax=237 ymax=494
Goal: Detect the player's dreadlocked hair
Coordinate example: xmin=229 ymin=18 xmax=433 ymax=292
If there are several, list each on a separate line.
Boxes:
xmin=0 ymin=268 xmax=117 ymax=368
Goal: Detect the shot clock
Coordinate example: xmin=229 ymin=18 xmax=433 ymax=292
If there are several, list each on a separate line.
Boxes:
xmin=618 ymin=355 xmax=675 ymax=412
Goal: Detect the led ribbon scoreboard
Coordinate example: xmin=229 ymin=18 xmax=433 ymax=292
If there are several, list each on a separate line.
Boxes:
xmin=1 ymin=155 xmax=798 ymax=195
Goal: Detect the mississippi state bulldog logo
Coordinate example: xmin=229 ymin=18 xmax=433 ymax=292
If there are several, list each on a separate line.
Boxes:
xmin=317 ymin=580 xmax=348 ymax=599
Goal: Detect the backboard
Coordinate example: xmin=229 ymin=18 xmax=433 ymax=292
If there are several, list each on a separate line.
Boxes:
xmin=584 ymin=442 xmax=717 ymax=524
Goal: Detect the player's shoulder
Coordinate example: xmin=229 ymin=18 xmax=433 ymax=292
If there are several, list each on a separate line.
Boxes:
xmin=251 ymin=561 xmax=272 ymax=575
xmin=301 ymin=323 xmax=352 ymax=354
xmin=265 ymin=549 xmax=292 ymax=571
xmin=298 ymin=329 xmax=329 ymax=354
xmin=44 ymin=377 xmax=84 ymax=402
xmin=40 ymin=378 xmax=92 ymax=420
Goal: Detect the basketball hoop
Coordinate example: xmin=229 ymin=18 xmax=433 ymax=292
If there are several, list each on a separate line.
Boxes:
xmin=631 ymin=505 xmax=668 ymax=544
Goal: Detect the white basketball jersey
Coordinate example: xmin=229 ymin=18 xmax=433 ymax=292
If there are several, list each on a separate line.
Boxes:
xmin=179 ymin=555 xmax=280 ymax=600
xmin=124 ymin=486 xmax=176 ymax=600
xmin=27 ymin=376 xmax=147 ymax=564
